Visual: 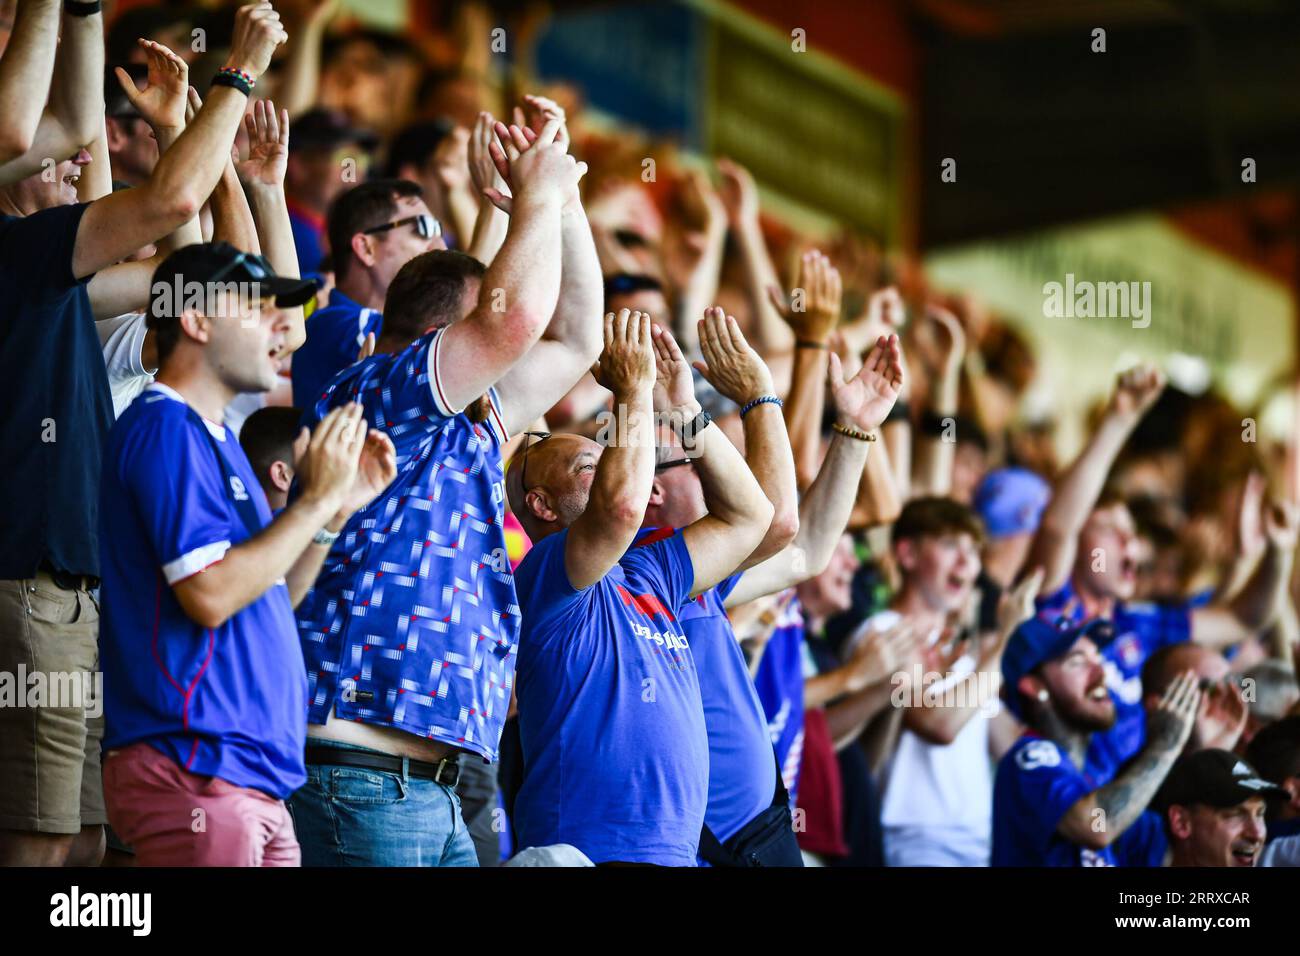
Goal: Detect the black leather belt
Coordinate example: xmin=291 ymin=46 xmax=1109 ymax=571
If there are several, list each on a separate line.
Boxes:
xmin=305 ymin=745 xmax=460 ymax=787
xmin=39 ymin=563 xmax=99 ymax=591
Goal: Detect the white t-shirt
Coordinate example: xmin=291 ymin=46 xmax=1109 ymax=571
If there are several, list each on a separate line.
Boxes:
xmin=97 ymin=312 xmax=155 ymax=419
xmin=97 ymin=311 xmax=265 ymax=436
xmin=849 ymin=610 xmax=996 ymax=858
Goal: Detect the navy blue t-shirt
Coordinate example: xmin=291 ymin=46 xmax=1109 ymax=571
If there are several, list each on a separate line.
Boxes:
xmin=513 ymin=526 xmax=707 ymax=866
xmin=99 ymin=385 xmax=307 ymax=798
xmin=0 ymin=204 xmax=114 ymax=577
xmin=679 ymin=568 xmax=779 ymax=845
xmin=992 ymin=735 xmax=1116 ymax=866
xmin=290 ymin=288 xmax=381 ymax=409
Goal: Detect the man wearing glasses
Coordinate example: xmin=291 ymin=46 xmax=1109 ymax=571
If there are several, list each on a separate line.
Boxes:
xmin=290 ymin=179 xmax=444 ymax=409
xmin=505 ymin=312 xmax=777 ymax=866
xmin=289 ymin=110 xmax=603 ymax=866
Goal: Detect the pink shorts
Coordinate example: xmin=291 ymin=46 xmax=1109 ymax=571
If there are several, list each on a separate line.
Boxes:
xmin=103 ymin=741 xmax=300 ymax=867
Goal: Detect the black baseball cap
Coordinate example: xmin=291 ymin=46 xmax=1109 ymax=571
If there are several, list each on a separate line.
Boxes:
xmin=1155 ymin=749 xmax=1290 ymax=812
xmin=292 ymin=108 xmax=379 ymax=151
xmin=148 ymin=242 xmax=317 ymax=325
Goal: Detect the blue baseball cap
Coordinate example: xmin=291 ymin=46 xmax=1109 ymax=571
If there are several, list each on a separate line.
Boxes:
xmin=1001 ymin=615 xmax=1110 ymax=720
xmin=974 ymin=467 xmax=1051 ymax=539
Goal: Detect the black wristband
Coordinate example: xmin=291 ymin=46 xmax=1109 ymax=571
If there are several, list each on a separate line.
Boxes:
xmin=64 ymin=0 xmax=102 ymax=15
xmin=211 ymin=71 xmax=254 ymax=97
xmin=920 ymin=411 xmax=953 ymax=438
xmin=795 ymin=338 xmax=829 ymax=350
xmin=884 ymin=399 xmax=911 ymax=424
xmin=675 ymin=408 xmax=713 ymax=449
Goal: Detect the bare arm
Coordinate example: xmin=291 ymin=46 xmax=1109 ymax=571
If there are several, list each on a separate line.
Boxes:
xmin=910 ymin=306 xmax=964 ymax=497
xmin=727 ymin=335 xmax=904 ymax=607
xmin=0 ymin=2 xmax=101 ymax=184
xmin=276 ymin=0 xmax=334 ymax=117
xmin=1023 ymin=364 xmax=1164 ymax=592
xmin=716 ymin=157 xmax=794 ymax=355
xmin=173 ymin=404 xmax=366 ymax=626
xmin=494 ymin=203 xmax=604 ymax=435
xmin=1193 ymin=503 xmax=1299 ymax=650
xmin=680 ymin=305 xmax=798 ymax=569
xmin=0 ymin=0 xmax=61 ymax=163
xmin=71 ymin=3 xmax=288 ymax=279
xmin=665 ymin=170 xmax=726 ymax=355
xmin=562 ymin=311 xmax=657 ymax=590
xmin=1057 ymin=672 xmax=1198 ymax=849
xmin=465 ymin=110 xmax=508 ymax=265
xmin=435 ymin=117 xmax=577 ymax=413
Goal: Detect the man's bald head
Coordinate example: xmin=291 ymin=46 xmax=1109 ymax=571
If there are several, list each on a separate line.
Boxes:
xmin=506 ymin=433 xmax=604 ymax=542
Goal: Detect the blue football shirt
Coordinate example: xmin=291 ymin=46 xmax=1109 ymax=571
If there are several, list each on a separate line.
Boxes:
xmin=992 ymin=734 xmax=1116 ymax=867
xmin=753 ymin=596 xmax=807 ymax=802
xmin=289 ymin=288 xmax=382 ymax=410
xmin=513 ymin=526 xmax=707 ymax=866
xmin=99 ymin=384 xmax=307 ymax=799
xmin=1037 ymin=581 xmax=1190 ymax=782
xmin=294 ymin=326 xmax=517 ymax=761
xmin=678 ymin=568 xmax=779 ymax=845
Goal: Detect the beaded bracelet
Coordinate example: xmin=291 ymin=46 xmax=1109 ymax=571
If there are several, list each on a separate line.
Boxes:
xmin=740 ymin=395 xmax=783 ymax=417
xmin=831 ymin=422 xmax=877 ymax=442
xmin=212 ymin=67 xmax=256 ymax=96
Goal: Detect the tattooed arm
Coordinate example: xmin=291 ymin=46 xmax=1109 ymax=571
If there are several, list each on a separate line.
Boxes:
xmin=1057 ymin=671 xmax=1199 ymax=849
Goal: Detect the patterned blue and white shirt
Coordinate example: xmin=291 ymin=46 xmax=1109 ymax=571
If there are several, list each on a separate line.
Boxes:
xmin=294 ymin=327 xmax=518 ymax=761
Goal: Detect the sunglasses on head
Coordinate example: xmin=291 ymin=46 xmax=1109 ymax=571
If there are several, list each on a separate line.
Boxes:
xmin=519 ymin=431 xmax=551 ymax=491
xmin=362 ymin=213 xmax=441 ymax=241
xmin=209 ymin=250 xmax=275 ymax=284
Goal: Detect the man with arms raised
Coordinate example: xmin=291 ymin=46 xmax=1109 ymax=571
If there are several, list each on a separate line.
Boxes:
xmin=507 ymin=311 xmax=775 ymax=866
xmin=291 ymin=111 xmax=601 ymax=866
xmin=1024 ymin=364 xmax=1297 ymax=781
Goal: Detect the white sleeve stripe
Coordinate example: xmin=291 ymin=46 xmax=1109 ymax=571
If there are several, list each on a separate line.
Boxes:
xmin=426 ymin=328 xmax=459 ymax=417
xmin=162 ymin=541 xmax=231 ymax=584
xmin=487 ymin=393 xmax=508 ymax=445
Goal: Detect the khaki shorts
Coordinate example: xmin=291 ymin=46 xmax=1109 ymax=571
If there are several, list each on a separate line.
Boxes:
xmin=0 ymin=574 xmax=106 ymax=834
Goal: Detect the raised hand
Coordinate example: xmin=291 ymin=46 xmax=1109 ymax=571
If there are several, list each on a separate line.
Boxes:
xmin=596 ymin=309 xmax=656 ymax=399
xmin=1109 ymin=362 xmax=1165 ymax=418
xmin=114 ymin=39 xmax=189 ymax=133
xmin=650 ymin=323 xmax=696 ymax=415
xmin=294 ymin=404 xmax=366 ymax=513
xmin=1198 ymin=678 xmax=1248 ymax=752
xmin=483 ymin=115 xmax=585 ymax=215
xmin=716 ymin=156 xmax=759 ymax=226
xmin=1264 ymin=498 xmax=1300 ymax=551
xmin=468 ymin=111 xmax=505 ymax=200
xmin=767 ymin=250 xmax=842 ymax=345
xmin=692 ymin=306 xmax=774 ymax=407
xmin=236 ymin=98 xmax=289 ymax=188
xmin=996 ymin=567 xmax=1045 ymax=642
xmin=516 ymin=94 xmax=569 ymax=148
xmin=1145 ymin=670 xmax=1201 ymax=754
xmin=829 ymin=333 xmax=903 ymax=432
xmin=432 ymin=124 xmax=471 ymax=193
xmin=926 ymin=304 xmax=967 ymax=377
xmin=847 ymin=620 xmax=917 ymax=694
xmin=337 ymin=429 xmax=397 ymax=520
xmin=225 ymin=2 xmax=289 ymax=80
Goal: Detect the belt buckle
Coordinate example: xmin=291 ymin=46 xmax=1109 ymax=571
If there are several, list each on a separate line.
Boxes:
xmin=432 ymin=758 xmax=458 ymax=786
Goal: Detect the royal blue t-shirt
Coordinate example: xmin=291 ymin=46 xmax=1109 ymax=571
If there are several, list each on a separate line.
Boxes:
xmin=99 ymin=384 xmax=307 ymax=799
xmin=753 ymin=596 xmax=807 ymax=802
xmin=513 ymin=526 xmax=707 ymax=866
xmin=289 ymin=207 xmax=325 ymax=276
xmin=1037 ymin=581 xmax=1190 ymax=782
xmin=679 ymin=568 xmax=778 ymax=845
xmin=992 ymin=735 xmax=1116 ymax=866
xmin=290 ymin=288 xmax=382 ymax=410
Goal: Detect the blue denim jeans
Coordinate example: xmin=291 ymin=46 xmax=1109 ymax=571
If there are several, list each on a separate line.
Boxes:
xmin=287 ymin=738 xmax=479 ymax=867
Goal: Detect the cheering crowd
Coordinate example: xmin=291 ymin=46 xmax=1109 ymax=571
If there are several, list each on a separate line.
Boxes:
xmin=2 ymin=0 xmax=1300 ymax=869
